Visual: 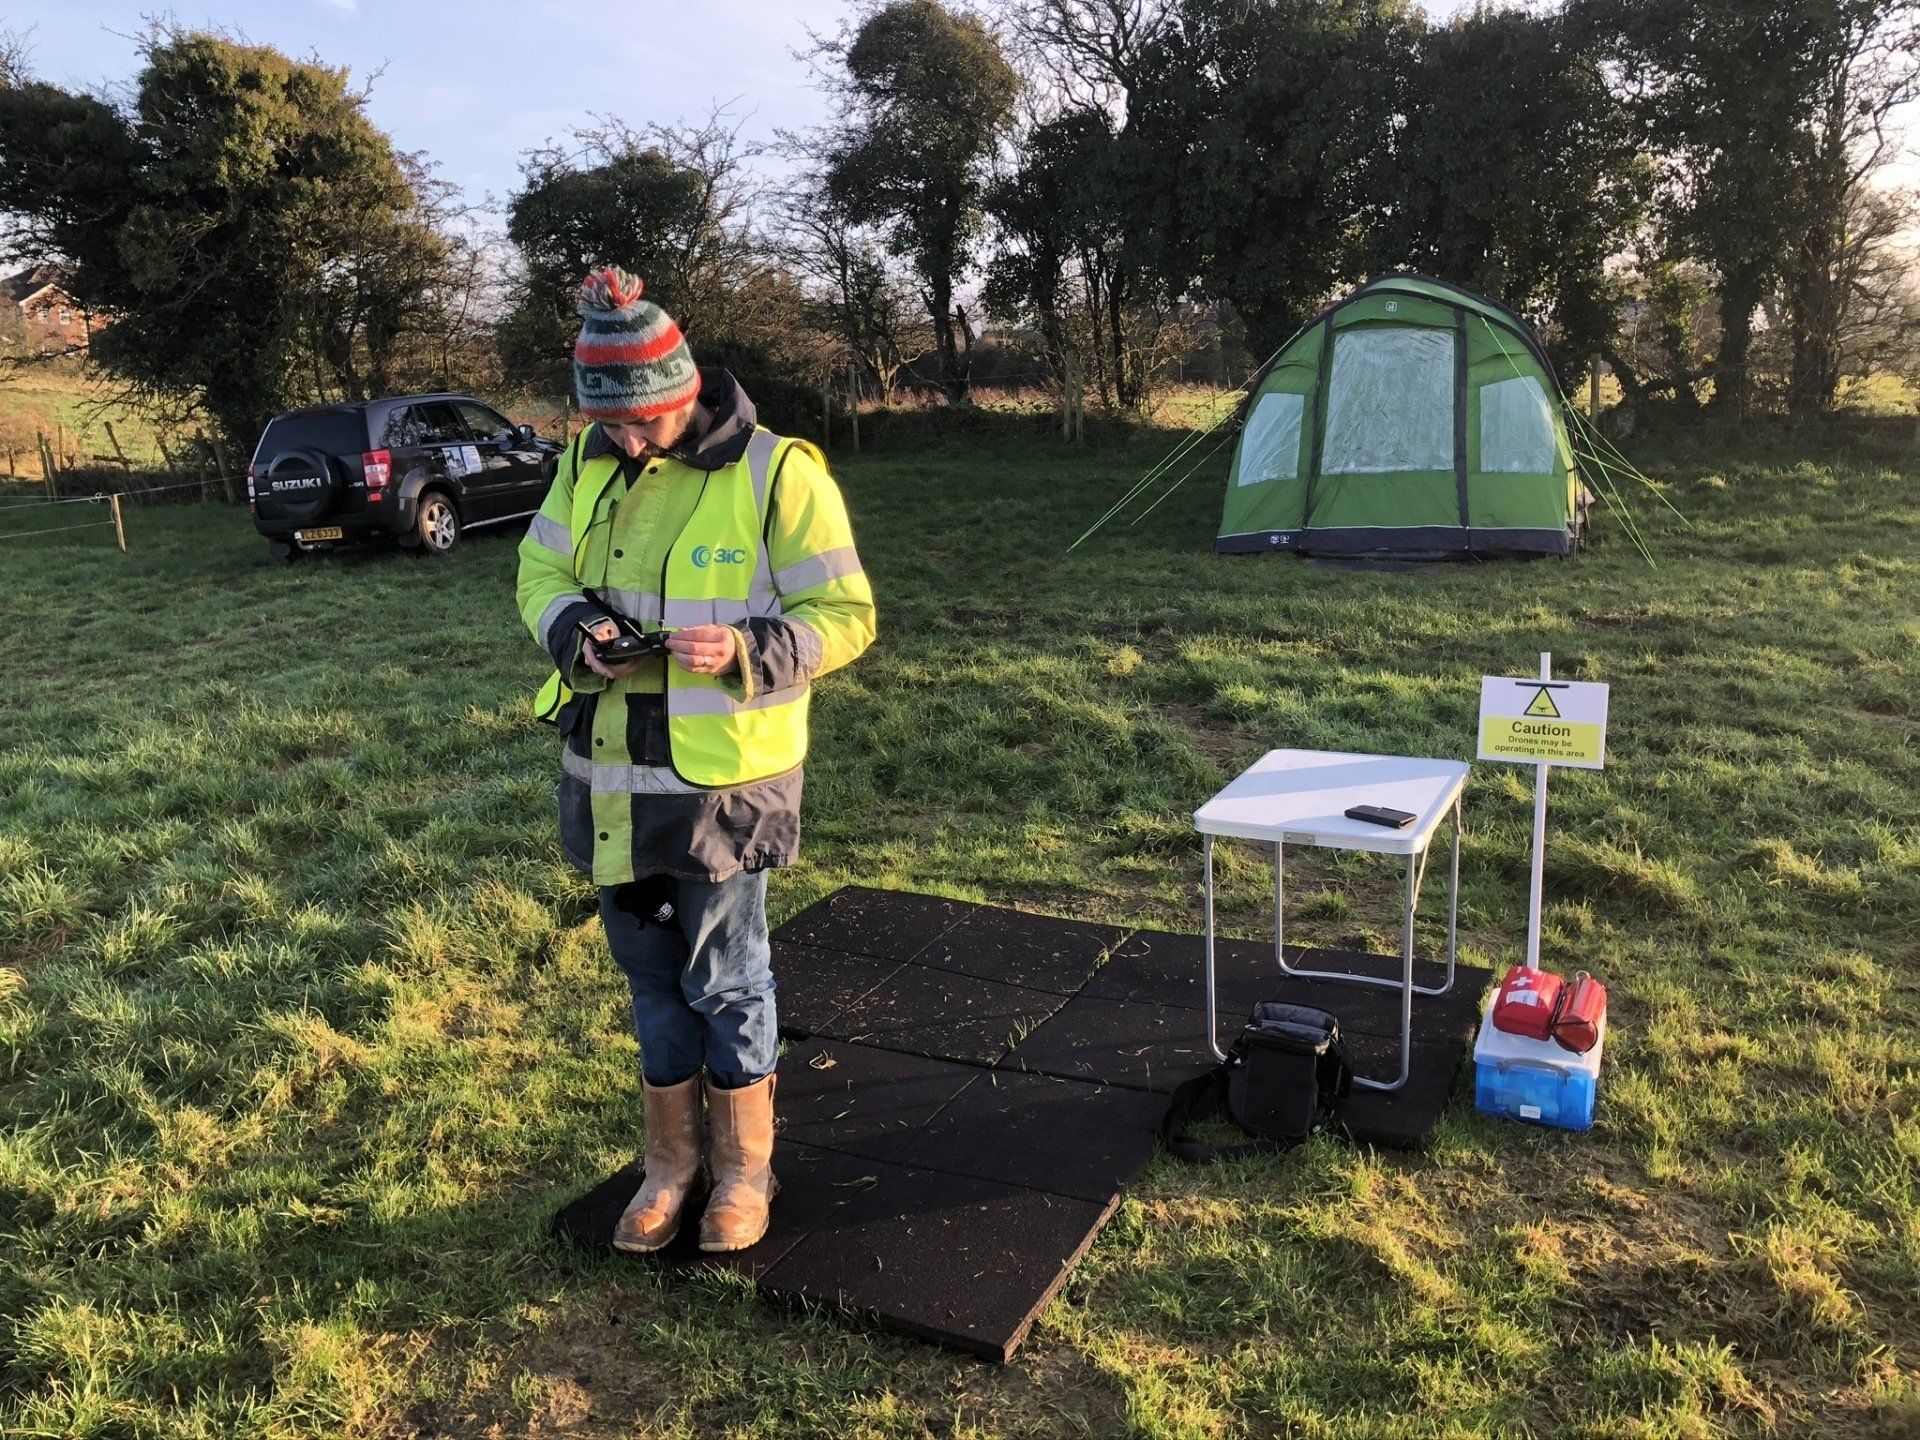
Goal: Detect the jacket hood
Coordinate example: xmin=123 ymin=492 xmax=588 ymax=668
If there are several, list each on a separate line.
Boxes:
xmin=581 ymin=367 xmax=757 ymax=472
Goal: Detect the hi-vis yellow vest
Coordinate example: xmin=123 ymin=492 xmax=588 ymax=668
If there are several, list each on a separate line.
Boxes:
xmin=533 ymin=428 xmax=820 ymax=788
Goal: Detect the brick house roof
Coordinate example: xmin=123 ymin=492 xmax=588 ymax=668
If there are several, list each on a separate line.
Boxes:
xmin=4 ymin=263 xmax=71 ymax=307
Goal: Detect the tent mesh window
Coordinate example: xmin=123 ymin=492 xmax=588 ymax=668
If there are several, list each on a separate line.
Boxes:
xmin=1479 ymin=375 xmax=1556 ymax=474
xmin=1321 ymin=328 xmax=1455 ymax=475
xmin=1238 ymin=391 xmax=1305 ymax=486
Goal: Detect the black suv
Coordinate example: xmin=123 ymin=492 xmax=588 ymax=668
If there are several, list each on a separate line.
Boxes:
xmin=248 ymin=394 xmax=565 ymax=560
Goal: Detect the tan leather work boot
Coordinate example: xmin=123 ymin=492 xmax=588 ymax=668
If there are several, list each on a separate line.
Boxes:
xmin=699 ymin=1073 xmax=780 ymax=1252
xmin=611 ymin=1074 xmax=703 ymax=1253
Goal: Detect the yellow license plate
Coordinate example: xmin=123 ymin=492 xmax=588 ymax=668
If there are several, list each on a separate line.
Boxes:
xmin=296 ymin=526 xmax=344 ymax=542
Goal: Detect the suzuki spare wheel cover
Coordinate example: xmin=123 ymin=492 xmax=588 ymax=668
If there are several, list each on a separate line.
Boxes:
xmin=260 ymin=450 xmax=340 ymax=526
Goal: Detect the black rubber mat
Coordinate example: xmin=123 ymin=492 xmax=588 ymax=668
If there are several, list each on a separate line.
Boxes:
xmin=1334 ymin=1033 xmax=1473 ymax=1151
xmin=550 ymin=1162 xmax=647 ymax=1259
xmin=1085 ymin=928 xmax=1488 ymax=1038
xmin=893 ymin=1067 xmax=1165 ymax=1205
xmin=772 ymin=885 xmax=978 ymax=962
xmin=998 ymin=993 xmax=1215 ymax=1094
xmin=755 ymin=1141 xmax=1117 ymax=1362
xmin=817 ymin=963 xmax=1068 ymax=1066
xmin=1222 ymin=968 xmax=1484 ymax=1046
xmin=777 ymin=1037 xmax=979 ymax=1163
xmin=1078 ymin=927 xmax=1278 ymax=1012
xmin=547 ymin=1143 xmax=853 ymax=1281
xmin=773 ymin=942 xmax=901 ymax=1039
xmin=908 ymin=906 xmax=1125 ymax=995
xmin=555 ymin=888 xmax=1484 ymax=1361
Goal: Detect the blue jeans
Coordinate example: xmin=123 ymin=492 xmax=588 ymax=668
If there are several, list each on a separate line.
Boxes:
xmin=599 ymin=870 xmax=779 ymax=1089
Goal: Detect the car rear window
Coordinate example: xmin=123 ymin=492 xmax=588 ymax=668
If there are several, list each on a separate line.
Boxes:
xmin=259 ymin=409 xmax=367 ymax=458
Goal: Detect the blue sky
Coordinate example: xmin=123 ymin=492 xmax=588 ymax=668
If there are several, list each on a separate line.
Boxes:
xmin=5 ymin=1 xmax=1479 ymax=217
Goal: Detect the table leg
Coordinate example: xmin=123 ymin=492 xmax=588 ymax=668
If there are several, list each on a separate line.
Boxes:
xmin=1273 ymin=840 xmax=1284 ymax=969
xmin=1277 ymin=839 xmax=1431 ymax=994
xmin=1278 ymin=825 xmax=1457 ymax=999
xmin=1439 ymin=795 xmax=1461 ymax=994
xmin=1204 ymin=834 xmax=1226 ymax=1063
xmin=1353 ymin=848 xmax=1418 ymax=1093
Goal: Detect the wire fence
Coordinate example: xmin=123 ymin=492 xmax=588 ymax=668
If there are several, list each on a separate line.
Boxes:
xmin=0 ymin=476 xmax=220 ymax=549
xmin=0 ymin=477 xmax=243 ymax=524
xmin=0 ymin=476 xmax=225 ymax=506
xmin=0 ymin=516 xmax=119 ymax=541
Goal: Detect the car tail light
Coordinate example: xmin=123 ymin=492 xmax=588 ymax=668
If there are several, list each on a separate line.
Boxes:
xmin=362 ymin=449 xmax=391 ymax=500
xmin=246 ymin=462 xmax=257 ymax=512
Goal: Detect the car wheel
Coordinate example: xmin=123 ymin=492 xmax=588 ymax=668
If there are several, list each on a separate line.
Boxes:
xmin=414 ymin=491 xmax=460 ymax=555
xmin=268 ymin=539 xmax=298 ymax=563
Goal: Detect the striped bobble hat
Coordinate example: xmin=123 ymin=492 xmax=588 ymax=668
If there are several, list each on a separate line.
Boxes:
xmin=572 ymin=266 xmax=700 ymax=422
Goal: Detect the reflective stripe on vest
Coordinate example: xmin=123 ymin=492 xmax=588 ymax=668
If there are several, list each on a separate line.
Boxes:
xmin=527 ymin=512 xmax=571 ymax=559
xmin=536 ymin=591 xmax=586 ymax=654
xmin=561 ymin=745 xmax=706 ymax=795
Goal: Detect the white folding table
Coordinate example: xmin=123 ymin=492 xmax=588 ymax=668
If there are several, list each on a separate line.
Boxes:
xmin=1194 ymin=749 xmax=1469 ymax=1091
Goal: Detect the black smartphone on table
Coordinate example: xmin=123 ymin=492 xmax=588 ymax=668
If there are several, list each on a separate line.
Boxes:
xmin=1344 ymin=804 xmax=1416 ymax=829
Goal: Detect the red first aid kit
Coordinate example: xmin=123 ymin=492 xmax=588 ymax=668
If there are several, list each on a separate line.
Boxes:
xmin=1491 ymin=964 xmax=1564 ymax=1040
xmin=1550 ymin=971 xmax=1608 ymax=1054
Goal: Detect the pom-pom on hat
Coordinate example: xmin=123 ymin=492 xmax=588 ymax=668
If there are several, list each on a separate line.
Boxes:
xmin=572 ymin=265 xmax=700 ymax=423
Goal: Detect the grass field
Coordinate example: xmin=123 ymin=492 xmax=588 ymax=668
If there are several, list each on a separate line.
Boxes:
xmin=1 ymin=410 xmax=1915 ymax=1439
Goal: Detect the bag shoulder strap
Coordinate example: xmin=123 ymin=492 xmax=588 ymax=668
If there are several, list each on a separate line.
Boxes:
xmin=1159 ymin=1063 xmax=1308 ymax=1165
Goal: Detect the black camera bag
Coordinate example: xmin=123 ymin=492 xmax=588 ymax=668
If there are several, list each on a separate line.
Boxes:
xmin=1160 ymin=1003 xmax=1355 ymax=1162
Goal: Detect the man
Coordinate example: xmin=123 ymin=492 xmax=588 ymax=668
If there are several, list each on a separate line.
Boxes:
xmin=516 ymin=266 xmax=875 ymax=1253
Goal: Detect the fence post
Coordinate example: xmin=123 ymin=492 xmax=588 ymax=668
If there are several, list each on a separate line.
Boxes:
xmin=1064 ymin=352 xmax=1085 ymax=443
xmin=821 ymin=373 xmax=832 ymax=446
xmin=1589 ymin=353 xmax=1602 ymax=417
xmin=560 ymin=395 xmax=571 ymax=444
xmin=110 ymin=493 xmax=126 ymax=553
xmin=38 ymin=430 xmax=60 ymax=499
xmin=156 ymin=437 xmax=189 ymax=499
xmin=104 ymin=420 xmax=132 ymax=472
xmin=207 ymin=430 xmax=236 ymax=503
xmin=846 ymin=366 xmax=861 ymax=453
xmin=194 ymin=430 xmax=218 ymax=500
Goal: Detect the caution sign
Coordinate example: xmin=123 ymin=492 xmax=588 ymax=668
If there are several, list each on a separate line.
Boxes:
xmin=1478 ymin=676 xmax=1609 ymax=769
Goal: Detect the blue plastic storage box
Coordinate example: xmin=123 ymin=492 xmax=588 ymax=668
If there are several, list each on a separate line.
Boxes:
xmin=1473 ymin=999 xmax=1605 ymax=1131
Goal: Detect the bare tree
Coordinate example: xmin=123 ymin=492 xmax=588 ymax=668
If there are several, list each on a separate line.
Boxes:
xmin=996 ymin=0 xmax=1171 ymax=117
xmin=0 ymin=25 xmax=32 ymax=88
xmin=1800 ymin=181 xmax=1920 ymax=402
xmin=773 ymin=169 xmax=933 ymax=403
xmin=1780 ymin=2 xmax=1920 ymax=414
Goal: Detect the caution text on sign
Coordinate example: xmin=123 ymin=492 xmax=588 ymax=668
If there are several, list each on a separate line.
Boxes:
xmin=1477 ymin=676 xmax=1609 ymax=769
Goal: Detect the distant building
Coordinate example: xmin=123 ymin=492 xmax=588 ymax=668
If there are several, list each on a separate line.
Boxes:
xmin=3 ymin=264 xmax=105 ymax=353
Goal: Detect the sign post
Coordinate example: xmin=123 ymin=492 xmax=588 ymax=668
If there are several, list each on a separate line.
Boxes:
xmin=1477 ymin=653 xmax=1609 ymax=970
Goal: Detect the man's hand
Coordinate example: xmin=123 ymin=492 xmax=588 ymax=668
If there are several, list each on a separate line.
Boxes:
xmin=582 ymin=619 xmax=646 ymax=680
xmin=666 ymin=624 xmax=739 ymax=678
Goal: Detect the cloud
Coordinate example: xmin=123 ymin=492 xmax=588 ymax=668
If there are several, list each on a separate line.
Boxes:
xmin=319 ymin=0 xmax=358 ymax=14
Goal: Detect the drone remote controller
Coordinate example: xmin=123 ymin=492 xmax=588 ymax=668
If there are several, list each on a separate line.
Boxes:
xmin=577 ymin=617 xmax=673 ymax=664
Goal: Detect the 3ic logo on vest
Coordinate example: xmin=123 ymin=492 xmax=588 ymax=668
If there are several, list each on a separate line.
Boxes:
xmin=690 ymin=545 xmax=748 ymax=568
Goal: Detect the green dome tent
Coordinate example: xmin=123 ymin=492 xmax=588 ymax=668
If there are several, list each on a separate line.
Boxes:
xmin=1218 ymin=274 xmax=1587 ymax=559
